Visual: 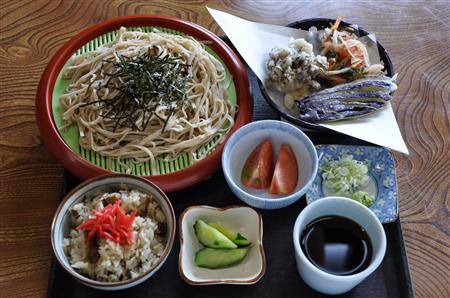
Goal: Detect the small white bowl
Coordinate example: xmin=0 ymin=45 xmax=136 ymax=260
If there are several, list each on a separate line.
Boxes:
xmin=293 ymin=196 xmax=387 ymax=295
xmin=222 ymin=120 xmax=318 ymax=209
xmin=178 ymin=205 xmax=265 ymax=285
xmin=51 ymin=174 xmax=176 ymax=290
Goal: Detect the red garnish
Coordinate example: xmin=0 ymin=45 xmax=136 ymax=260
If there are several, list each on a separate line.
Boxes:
xmin=76 ymin=199 xmax=137 ymax=245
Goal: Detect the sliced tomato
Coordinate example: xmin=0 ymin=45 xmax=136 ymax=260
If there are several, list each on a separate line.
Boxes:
xmin=241 ymin=139 xmax=274 ymax=189
xmin=269 ymin=144 xmax=298 ymax=194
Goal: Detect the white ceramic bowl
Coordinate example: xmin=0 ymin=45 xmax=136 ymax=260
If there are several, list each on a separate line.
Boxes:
xmin=222 ymin=120 xmax=318 ymax=209
xmin=293 ymin=196 xmax=387 ymax=295
xmin=51 ymin=174 xmax=176 ymax=290
xmin=179 ymin=205 xmax=265 ymax=285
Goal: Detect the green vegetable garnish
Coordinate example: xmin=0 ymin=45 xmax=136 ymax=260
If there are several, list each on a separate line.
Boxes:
xmin=321 ymin=154 xmax=375 ymax=207
xmin=351 ymin=190 xmax=374 ymax=207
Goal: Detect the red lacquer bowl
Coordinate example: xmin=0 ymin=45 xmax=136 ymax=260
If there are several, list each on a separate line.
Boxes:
xmin=36 ymin=15 xmax=252 ymax=192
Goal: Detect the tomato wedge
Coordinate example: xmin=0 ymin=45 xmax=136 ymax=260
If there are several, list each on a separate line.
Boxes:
xmin=241 ymin=139 xmax=274 ymax=189
xmin=269 ymin=144 xmax=298 ymax=194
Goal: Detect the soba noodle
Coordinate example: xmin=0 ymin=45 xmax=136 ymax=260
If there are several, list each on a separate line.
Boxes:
xmin=60 ymin=27 xmax=236 ymax=171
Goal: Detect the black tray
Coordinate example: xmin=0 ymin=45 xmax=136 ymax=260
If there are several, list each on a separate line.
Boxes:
xmin=47 ymin=39 xmax=413 ymax=298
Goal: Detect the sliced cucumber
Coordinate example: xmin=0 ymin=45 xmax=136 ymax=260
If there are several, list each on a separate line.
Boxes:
xmin=209 ymin=223 xmax=251 ymax=246
xmin=194 ymin=219 xmax=237 ymax=249
xmin=195 ymin=247 xmax=249 ymax=269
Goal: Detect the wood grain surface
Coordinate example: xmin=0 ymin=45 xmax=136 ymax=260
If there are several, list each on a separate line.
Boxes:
xmin=0 ymin=0 xmax=449 ymax=297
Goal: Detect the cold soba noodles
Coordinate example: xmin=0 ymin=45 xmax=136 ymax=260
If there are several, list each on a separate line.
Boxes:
xmin=60 ymin=27 xmax=235 ymax=171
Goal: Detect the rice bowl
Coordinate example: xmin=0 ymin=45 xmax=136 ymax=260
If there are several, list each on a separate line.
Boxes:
xmin=51 ymin=174 xmax=176 ymax=290
xmin=63 ymin=189 xmax=167 ymax=282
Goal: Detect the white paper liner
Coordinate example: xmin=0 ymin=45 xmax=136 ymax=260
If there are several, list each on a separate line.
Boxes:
xmin=208 ymin=7 xmax=408 ymax=154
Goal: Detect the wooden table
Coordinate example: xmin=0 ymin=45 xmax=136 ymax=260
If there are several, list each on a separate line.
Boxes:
xmin=1 ymin=1 xmax=448 ymax=297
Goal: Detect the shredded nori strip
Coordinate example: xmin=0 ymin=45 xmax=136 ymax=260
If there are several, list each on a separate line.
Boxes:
xmin=81 ymin=48 xmax=191 ymax=132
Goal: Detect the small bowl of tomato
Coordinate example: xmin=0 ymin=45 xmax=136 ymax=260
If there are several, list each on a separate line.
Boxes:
xmin=222 ymin=120 xmax=318 ymax=209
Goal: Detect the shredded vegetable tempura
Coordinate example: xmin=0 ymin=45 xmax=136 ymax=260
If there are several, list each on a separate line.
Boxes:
xmin=320 ymin=17 xmax=384 ymax=84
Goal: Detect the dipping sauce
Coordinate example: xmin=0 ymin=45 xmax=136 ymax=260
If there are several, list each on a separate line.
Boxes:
xmin=300 ymin=216 xmax=372 ymax=276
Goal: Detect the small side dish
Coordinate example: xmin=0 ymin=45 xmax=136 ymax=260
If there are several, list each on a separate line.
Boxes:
xmin=179 ymin=205 xmax=265 ymax=285
xmin=241 ymin=139 xmax=298 ymax=195
xmin=223 ymin=120 xmax=318 ymax=209
xmin=306 ymin=145 xmax=398 ymax=223
xmin=193 ymin=219 xmax=251 ymax=269
xmin=63 ymin=189 xmax=167 ymax=282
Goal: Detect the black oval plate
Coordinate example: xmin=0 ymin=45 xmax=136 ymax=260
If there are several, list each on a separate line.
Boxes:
xmin=258 ymin=18 xmax=395 ymax=131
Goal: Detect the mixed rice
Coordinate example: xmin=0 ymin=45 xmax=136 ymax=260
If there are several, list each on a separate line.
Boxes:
xmin=63 ymin=189 xmax=167 ymax=282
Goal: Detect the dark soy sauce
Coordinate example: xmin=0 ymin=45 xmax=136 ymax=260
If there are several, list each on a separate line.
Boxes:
xmin=300 ymin=216 xmax=373 ymax=276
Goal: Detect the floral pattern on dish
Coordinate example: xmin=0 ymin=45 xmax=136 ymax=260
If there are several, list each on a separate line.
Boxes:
xmin=306 ymin=145 xmax=398 ymax=223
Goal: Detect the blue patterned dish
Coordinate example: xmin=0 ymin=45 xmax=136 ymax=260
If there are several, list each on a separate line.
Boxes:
xmin=306 ymin=145 xmax=398 ymax=223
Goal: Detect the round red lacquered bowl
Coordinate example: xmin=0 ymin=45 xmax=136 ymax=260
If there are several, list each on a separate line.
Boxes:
xmin=36 ymin=15 xmax=252 ymax=192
